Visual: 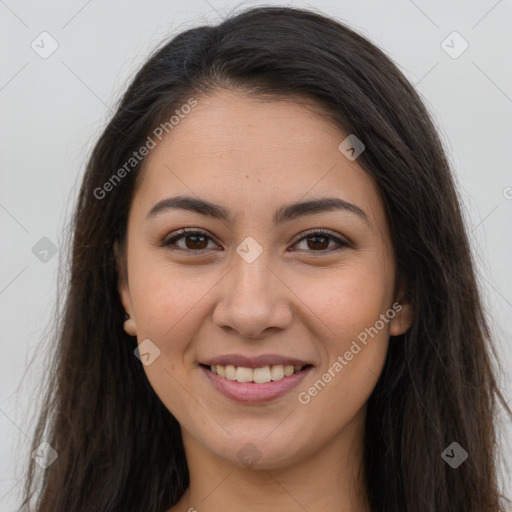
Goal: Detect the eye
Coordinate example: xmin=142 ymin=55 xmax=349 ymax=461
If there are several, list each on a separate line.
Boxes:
xmin=161 ymin=228 xmax=349 ymax=254
xmin=290 ymin=229 xmax=349 ymax=253
xmin=161 ymin=228 xmax=218 ymax=253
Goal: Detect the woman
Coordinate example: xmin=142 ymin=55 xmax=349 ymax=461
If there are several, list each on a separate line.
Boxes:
xmin=21 ymin=5 xmax=511 ymax=512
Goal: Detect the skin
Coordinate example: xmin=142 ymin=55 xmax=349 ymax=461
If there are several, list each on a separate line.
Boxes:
xmin=116 ymin=89 xmax=413 ymax=512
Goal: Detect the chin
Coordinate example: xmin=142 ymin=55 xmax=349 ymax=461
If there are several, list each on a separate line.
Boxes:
xmin=208 ymin=434 xmax=306 ymax=470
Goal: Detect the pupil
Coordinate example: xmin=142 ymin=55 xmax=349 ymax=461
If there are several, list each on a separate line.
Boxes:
xmin=308 ymin=235 xmax=328 ymax=250
xmin=187 ymin=235 xmax=207 ymax=250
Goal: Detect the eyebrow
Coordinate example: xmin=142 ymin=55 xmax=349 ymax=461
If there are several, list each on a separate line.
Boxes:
xmin=146 ymin=195 xmax=370 ymax=227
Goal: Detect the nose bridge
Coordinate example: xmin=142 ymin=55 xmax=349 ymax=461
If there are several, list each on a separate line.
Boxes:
xmin=212 ymin=236 xmax=292 ymax=337
xmin=230 ymin=238 xmax=275 ymax=309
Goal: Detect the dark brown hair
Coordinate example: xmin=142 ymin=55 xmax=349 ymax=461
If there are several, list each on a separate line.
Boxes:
xmin=20 ymin=5 xmax=511 ymax=511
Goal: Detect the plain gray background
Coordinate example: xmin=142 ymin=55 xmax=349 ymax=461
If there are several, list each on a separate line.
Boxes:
xmin=1 ymin=0 xmax=511 ymax=509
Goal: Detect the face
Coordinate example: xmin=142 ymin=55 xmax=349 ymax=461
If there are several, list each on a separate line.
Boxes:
xmin=117 ymin=90 xmax=412 ymax=470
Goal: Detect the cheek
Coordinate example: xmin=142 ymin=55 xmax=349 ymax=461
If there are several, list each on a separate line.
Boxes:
xmin=300 ymin=260 xmax=393 ymax=344
xmin=127 ymin=262 xmax=212 ymax=425
xmin=129 ymin=261 xmax=220 ymax=352
xmin=295 ymin=259 xmax=392 ymax=408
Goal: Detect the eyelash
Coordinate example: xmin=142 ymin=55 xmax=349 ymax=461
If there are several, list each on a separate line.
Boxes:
xmin=161 ymin=228 xmax=349 ymax=254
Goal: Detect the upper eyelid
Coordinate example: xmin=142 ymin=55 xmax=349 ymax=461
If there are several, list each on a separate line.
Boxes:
xmin=163 ymin=228 xmax=218 ymax=245
xmin=294 ymin=228 xmax=346 ymax=242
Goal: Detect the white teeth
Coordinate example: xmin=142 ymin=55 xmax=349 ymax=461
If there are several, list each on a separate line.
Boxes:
xmin=253 ymin=366 xmax=271 ymax=383
xmin=236 ymin=366 xmax=253 ymax=382
xmin=209 ymin=363 xmax=305 ymax=383
xmin=284 ymin=365 xmax=294 ymax=377
xmin=225 ymin=365 xmax=236 ymax=381
xmin=270 ymin=365 xmax=284 ymax=381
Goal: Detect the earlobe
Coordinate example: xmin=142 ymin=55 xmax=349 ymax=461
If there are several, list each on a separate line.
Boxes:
xmin=389 ymin=281 xmax=414 ymax=336
xmin=123 ymin=316 xmax=137 ymax=336
xmin=389 ymin=300 xmax=413 ymax=336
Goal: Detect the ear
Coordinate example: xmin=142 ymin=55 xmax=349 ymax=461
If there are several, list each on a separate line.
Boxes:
xmin=114 ymin=239 xmax=137 ymax=336
xmin=389 ymin=281 xmax=414 ymax=336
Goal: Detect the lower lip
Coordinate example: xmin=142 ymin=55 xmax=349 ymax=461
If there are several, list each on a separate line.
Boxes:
xmin=200 ymin=365 xmax=313 ymax=404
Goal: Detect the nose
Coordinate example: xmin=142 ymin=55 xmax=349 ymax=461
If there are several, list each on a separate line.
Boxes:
xmin=212 ymin=248 xmax=293 ymax=339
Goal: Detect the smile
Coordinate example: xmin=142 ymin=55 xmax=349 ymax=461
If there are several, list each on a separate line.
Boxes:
xmin=199 ymin=359 xmax=314 ymax=403
xmin=205 ymin=363 xmax=308 ymax=383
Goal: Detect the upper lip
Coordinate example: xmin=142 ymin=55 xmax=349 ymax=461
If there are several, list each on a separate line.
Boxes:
xmin=201 ymin=354 xmax=313 ymax=368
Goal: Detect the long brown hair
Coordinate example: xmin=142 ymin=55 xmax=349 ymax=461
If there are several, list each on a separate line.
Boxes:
xmin=20 ymin=6 xmax=511 ymax=511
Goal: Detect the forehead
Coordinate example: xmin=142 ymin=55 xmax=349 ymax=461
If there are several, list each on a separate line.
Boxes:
xmin=132 ymin=90 xmax=385 ymax=230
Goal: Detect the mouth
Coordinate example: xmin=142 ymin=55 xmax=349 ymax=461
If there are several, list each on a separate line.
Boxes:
xmin=200 ymin=363 xmax=312 ymax=383
xmin=199 ymin=356 xmax=314 ymax=403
